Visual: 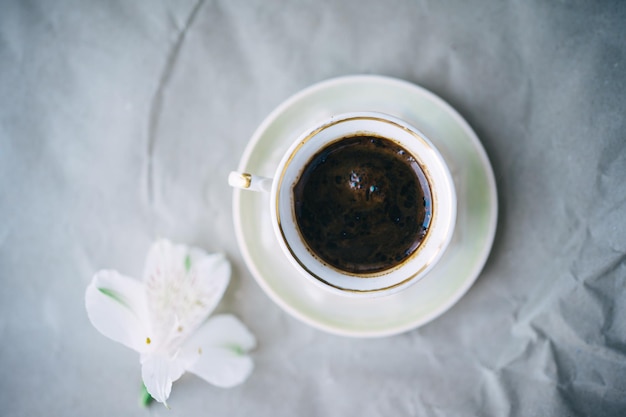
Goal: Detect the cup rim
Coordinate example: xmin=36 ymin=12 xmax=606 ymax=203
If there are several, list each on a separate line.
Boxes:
xmin=271 ymin=112 xmax=456 ymax=297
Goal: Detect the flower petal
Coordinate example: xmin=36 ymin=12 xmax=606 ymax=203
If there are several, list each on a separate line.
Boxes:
xmin=142 ymin=239 xmax=188 ymax=285
xmin=142 ymin=239 xmax=231 ymax=346
xmin=179 ymin=315 xmax=256 ymax=388
xmin=191 ymin=253 xmax=231 ymax=317
xmin=85 ymin=270 xmax=149 ymax=352
xmin=141 ymin=354 xmax=185 ymax=405
xmin=186 ymin=348 xmax=253 ymax=388
xmin=183 ymin=314 xmax=257 ymax=351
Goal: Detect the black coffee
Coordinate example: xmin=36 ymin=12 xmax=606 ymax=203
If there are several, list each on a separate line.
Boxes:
xmin=293 ymin=136 xmax=432 ymax=274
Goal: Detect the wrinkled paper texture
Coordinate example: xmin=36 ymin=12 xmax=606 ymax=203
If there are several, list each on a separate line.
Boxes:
xmin=1 ymin=0 xmax=625 ymax=416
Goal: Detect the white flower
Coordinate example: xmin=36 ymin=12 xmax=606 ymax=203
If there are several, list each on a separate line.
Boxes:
xmin=85 ymin=239 xmax=256 ymax=406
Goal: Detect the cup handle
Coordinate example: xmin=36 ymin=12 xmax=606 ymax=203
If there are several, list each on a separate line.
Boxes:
xmin=228 ymin=171 xmax=273 ymax=192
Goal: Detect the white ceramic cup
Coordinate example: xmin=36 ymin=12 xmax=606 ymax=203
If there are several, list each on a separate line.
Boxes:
xmin=229 ymin=112 xmax=456 ymax=297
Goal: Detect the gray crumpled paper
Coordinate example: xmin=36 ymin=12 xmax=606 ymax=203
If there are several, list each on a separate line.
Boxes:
xmin=1 ymin=0 xmax=625 ymax=416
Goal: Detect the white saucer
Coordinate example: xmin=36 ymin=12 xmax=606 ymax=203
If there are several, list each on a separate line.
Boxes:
xmin=232 ymin=75 xmax=497 ymax=337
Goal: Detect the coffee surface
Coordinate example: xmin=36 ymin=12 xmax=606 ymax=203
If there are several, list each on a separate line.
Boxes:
xmin=293 ymin=136 xmax=431 ymax=274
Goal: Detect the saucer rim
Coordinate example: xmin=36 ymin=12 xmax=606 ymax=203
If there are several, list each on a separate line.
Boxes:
xmin=233 ymin=74 xmax=498 ymax=337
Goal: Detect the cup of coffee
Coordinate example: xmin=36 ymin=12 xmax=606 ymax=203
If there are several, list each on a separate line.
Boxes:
xmin=229 ymin=112 xmax=456 ymax=297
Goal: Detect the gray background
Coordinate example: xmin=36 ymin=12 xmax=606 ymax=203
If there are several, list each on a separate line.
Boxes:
xmin=1 ymin=0 xmax=625 ymax=416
